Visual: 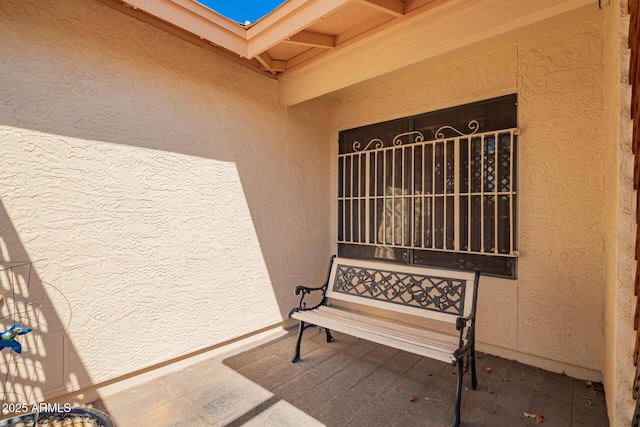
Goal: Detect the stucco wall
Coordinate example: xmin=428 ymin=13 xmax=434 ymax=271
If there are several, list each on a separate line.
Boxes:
xmin=602 ymin=0 xmax=636 ymax=424
xmin=0 ymin=0 xmax=331 ymax=401
xmin=331 ymin=18 xmax=606 ymax=375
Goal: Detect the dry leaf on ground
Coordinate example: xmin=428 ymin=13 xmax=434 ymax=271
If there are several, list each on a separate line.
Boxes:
xmin=523 ymin=412 xmax=545 ymax=423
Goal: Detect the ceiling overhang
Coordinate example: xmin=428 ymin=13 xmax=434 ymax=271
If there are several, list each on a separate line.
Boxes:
xmin=278 ymin=0 xmax=601 ymax=105
xmin=98 ymin=0 xmax=602 ymax=106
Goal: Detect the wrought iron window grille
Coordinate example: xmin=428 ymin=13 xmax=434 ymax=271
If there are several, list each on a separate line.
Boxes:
xmin=337 ymin=95 xmax=518 ymax=278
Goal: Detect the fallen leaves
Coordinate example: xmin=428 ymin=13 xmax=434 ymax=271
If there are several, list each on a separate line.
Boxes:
xmin=584 ymin=380 xmax=605 ymax=396
xmin=523 ymin=412 xmax=545 ymax=423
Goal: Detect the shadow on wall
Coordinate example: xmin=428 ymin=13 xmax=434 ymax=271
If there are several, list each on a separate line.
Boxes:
xmin=0 ymin=0 xmax=331 ymax=321
xmin=0 ymin=199 xmax=91 ymax=413
xmin=0 ymin=0 xmax=330 ymax=404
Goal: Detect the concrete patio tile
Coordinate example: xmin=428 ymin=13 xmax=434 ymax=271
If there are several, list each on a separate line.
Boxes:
xmin=164 ymin=413 xmax=212 ymax=427
xmin=306 ymin=350 xmax=361 ymax=381
xmin=394 ymin=413 xmax=443 ymax=427
xmin=535 ymin=369 xmax=574 ymax=402
xmin=116 ymin=396 xmax=201 ymax=427
xmin=384 ymin=350 xmax=423 ymax=375
xmin=241 ymin=399 xmax=325 ymax=427
xmin=361 ymin=343 xmax=400 ymax=366
xmin=190 ymin=366 xmax=268 ymax=408
xmin=344 ymin=405 xmax=395 ymax=427
xmin=401 ymin=386 xmax=493 ymax=427
xmin=571 ymin=405 xmax=609 ymax=427
xmin=159 ymin=363 xmax=233 ymax=396
xmin=351 ymin=366 xmax=401 ymax=398
xmin=459 ymin=383 xmax=498 ymax=411
xmin=475 ymin=353 xmax=512 ymax=387
xmin=271 ymin=368 xmax=332 ymax=403
xmin=225 ymin=334 xmax=314 ymax=371
xmin=503 ymin=362 xmax=541 ymax=390
xmin=345 ymin=390 xmax=410 ymax=427
xmin=344 ymin=338 xmax=380 ymax=358
xmin=490 ymin=383 xmax=536 ymax=418
xmin=268 ymin=332 xmax=321 ymax=356
xmin=372 ymin=378 xmax=454 ymax=425
xmin=237 ymin=355 xmax=285 ymax=382
xmin=198 ymin=382 xmax=273 ymax=426
xmin=481 ymin=407 xmax=536 ymax=427
xmin=418 ymin=373 xmax=459 ymax=405
xmin=403 ymin=356 xmax=448 ymax=384
xmin=249 ymin=355 xmax=311 ymax=390
xmin=99 ymin=378 xmax=175 ymax=419
xmin=314 ymin=388 xmax=377 ymax=426
xmin=322 ymin=331 xmax=361 ymax=350
xmin=529 ymin=394 xmax=572 ymax=427
xmin=572 ymin=378 xmax=606 ymax=410
xmin=292 ymin=359 xmax=378 ymax=416
xmin=289 ymin=340 xmax=341 ymax=366
xmin=91 ymin=327 xmax=609 ymax=427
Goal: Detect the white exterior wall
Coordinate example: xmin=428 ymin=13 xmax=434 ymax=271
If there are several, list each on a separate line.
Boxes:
xmin=0 ymin=0 xmax=331 ymax=401
xmin=2 ymin=0 xmax=632 ymax=416
xmin=330 ymin=18 xmax=606 ymax=377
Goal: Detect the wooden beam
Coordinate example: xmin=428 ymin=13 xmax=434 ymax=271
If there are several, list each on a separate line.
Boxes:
xmin=285 ymin=31 xmax=335 ymax=48
xmin=97 ymin=0 xmax=274 ymax=78
xmin=256 ymin=53 xmax=287 ymax=74
xmin=119 ymin=0 xmax=248 ymax=56
xmin=355 ymin=0 xmax=405 ymax=17
xmin=246 ymin=0 xmax=350 ymax=58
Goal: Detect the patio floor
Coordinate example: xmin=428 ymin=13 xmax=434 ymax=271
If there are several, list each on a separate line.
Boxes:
xmin=90 ymin=327 xmax=609 ymax=426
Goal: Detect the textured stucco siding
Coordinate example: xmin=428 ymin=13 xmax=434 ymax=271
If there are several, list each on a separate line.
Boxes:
xmin=602 ymin=0 xmax=636 ymax=424
xmin=0 ymin=0 xmax=330 ymax=399
xmin=331 ymin=19 xmax=606 ymax=374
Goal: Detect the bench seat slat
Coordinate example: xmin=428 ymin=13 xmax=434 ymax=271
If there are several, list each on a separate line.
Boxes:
xmin=292 ymin=306 xmax=459 ymax=363
xmin=315 ymin=306 xmax=459 ymax=349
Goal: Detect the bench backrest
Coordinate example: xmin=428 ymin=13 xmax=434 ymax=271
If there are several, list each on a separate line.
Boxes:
xmin=326 ymin=257 xmax=479 ymax=323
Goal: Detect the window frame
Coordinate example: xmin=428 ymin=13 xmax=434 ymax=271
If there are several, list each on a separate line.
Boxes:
xmin=336 ymin=94 xmax=518 ymax=279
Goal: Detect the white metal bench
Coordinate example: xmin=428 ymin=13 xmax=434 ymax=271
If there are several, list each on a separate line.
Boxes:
xmin=288 ymin=256 xmax=480 ymax=427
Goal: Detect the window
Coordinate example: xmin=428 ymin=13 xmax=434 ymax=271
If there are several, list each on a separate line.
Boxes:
xmin=337 ymin=95 xmax=518 ymax=278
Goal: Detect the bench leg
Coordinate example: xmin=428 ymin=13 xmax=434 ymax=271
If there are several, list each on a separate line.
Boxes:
xmin=453 ymin=358 xmax=463 ymax=427
xmin=470 ymin=342 xmax=478 ymax=390
xmin=291 ymin=320 xmax=306 ymax=363
xmin=325 ymin=328 xmax=334 ymax=343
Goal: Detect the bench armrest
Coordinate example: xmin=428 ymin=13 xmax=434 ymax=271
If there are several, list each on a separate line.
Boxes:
xmin=455 ymin=311 xmax=475 ymax=331
xmin=288 ymin=285 xmax=328 ymax=317
xmin=288 ymin=256 xmax=336 ymax=318
xmin=455 ymin=311 xmax=476 ymax=362
xmin=453 ymin=338 xmax=473 ymax=360
xmin=294 ymin=284 xmax=325 ymax=294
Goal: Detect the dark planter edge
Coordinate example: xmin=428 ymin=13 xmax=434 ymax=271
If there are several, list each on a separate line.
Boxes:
xmin=0 ymin=407 xmax=114 ymax=426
